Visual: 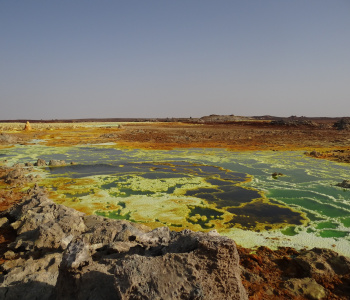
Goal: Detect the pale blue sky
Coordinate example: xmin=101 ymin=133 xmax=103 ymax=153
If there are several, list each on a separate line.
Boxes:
xmin=1 ymin=1 xmax=349 ymax=119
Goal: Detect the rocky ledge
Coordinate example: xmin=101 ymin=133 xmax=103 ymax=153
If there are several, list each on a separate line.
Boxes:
xmin=0 ymin=186 xmax=247 ymax=300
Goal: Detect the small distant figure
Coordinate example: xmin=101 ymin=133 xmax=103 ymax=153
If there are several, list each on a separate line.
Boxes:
xmin=24 ymin=121 xmax=32 ymax=131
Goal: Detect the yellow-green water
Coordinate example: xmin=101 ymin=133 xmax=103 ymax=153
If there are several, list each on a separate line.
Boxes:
xmin=1 ymin=144 xmax=350 ymax=255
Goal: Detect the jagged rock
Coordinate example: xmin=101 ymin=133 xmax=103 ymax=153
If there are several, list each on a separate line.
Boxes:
xmin=48 ymin=159 xmax=66 ymax=166
xmin=54 ymin=229 xmax=247 ymax=300
xmin=0 ymin=253 xmax=62 ymax=300
xmin=61 ymin=237 xmax=91 ymax=269
xmin=114 ymin=232 xmax=247 ymax=300
xmin=8 ymin=196 xmax=86 ymax=252
xmin=333 ymin=118 xmax=350 ymax=130
xmin=4 ymin=167 xmax=30 ymax=186
xmin=4 ymin=168 xmax=23 ymax=184
xmin=0 ymin=133 xmax=18 ymax=144
xmin=82 ymin=214 xmax=150 ymax=246
xmin=23 ymin=121 xmax=32 ymax=131
xmin=336 ymin=180 xmax=350 ymax=189
xmin=34 ymin=158 xmax=47 ymax=166
xmin=0 ymin=189 xmax=248 ymax=300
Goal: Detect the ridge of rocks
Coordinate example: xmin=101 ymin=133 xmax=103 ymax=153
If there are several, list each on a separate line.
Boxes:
xmin=333 ymin=118 xmax=350 ymax=130
xmin=0 ymin=187 xmax=247 ymax=300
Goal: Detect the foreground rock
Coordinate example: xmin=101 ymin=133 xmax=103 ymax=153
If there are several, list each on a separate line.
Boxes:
xmin=0 ymin=188 xmax=247 ymax=300
xmin=0 ymin=133 xmax=19 ymax=144
xmin=2 ymin=166 xmax=38 ymax=187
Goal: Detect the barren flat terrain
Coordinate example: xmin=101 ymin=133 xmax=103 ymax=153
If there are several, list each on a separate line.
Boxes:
xmin=1 ymin=119 xmax=350 ymax=153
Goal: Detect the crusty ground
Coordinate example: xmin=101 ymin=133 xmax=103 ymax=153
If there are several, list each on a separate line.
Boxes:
xmin=2 ymin=120 xmax=349 ymax=152
xmin=237 ymin=245 xmax=350 ymax=300
xmin=1 ymin=120 xmax=350 ymax=299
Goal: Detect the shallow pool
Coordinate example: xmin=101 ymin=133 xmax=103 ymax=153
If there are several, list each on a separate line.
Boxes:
xmin=1 ymin=145 xmax=350 ymax=255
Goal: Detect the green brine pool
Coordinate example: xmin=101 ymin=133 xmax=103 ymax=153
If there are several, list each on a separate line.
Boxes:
xmin=1 ymin=144 xmax=349 ymax=256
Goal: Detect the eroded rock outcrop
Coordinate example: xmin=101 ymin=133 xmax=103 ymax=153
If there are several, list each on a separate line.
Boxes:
xmin=34 ymin=158 xmax=47 ymax=166
xmin=271 ymin=119 xmax=318 ymax=127
xmin=0 ymin=188 xmax=248 ymax=300
xmin=333 ymin=118 xmax=350 ymax=130
xmin=23 ymin=121 xmax=32 ymax=131
xmin=0 ymin=133 xmax=19 ymax=144
xmin=336 ymin=180 xmax=350 ymax=189
xmin=3 ymin=166 xmax=37 ymax=187
xmin=48 ymin=159 xmax=66 ymax=167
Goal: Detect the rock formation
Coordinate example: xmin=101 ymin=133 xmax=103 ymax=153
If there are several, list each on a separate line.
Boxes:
xmin=333 ymin=118 xmax=350 ymax=130
xmin=34 ymin=158 xmax=47 ymax=166
xmin=48 ymin=159 xmax=66 ymax=166
xmin=0 ymin=133 xmax=19 ymax=144
xmin=2 ymin=166 xmax=37 ymax=187
xmin=271 ymin=119 xmax=318 ymax=127
xmin=23 ymin=121 xmax=32 ymax=131
xmin=336 ymin=180 xmax=350 ymax=189
xmin=0 ymin=187 xmax=248 ymax=300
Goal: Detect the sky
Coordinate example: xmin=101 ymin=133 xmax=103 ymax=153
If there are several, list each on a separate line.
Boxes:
xmin=1 ymin=1 xmax=350 ymax=119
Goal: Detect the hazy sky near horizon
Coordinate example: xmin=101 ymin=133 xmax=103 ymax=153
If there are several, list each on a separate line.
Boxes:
xmin=1 ymin=1 xmax=350 ymax=119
